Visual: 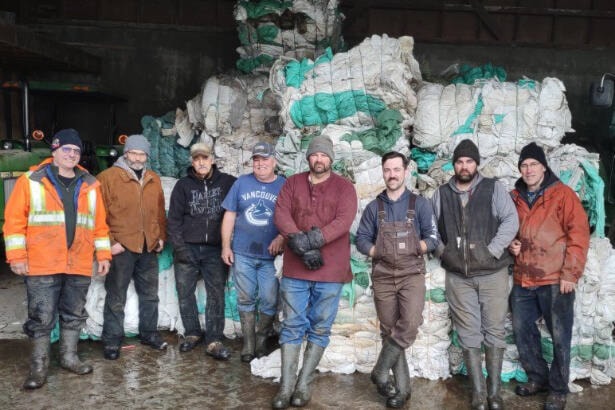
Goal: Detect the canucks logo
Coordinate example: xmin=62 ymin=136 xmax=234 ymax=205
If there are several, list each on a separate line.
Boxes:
xmin=245 ymin=199 xmax=273 ymax=226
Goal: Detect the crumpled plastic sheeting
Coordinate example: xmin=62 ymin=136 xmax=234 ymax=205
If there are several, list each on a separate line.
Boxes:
xmin=234 ymin=0 xmax=344 ymax=73
xmin=413 ymin=78 xmax=573 ymax=159
xmin=271 ymin=34 xmax=421 ymax=137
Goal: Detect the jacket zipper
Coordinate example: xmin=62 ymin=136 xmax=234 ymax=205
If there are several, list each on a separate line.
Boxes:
xmin=204 ymin=179 xmax=209 ymax=243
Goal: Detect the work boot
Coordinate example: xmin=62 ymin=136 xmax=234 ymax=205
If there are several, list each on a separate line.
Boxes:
xmin=485 ymin=346 xmax=505 ymax=410
xmin=239 ymin=311 xmax=256 ymax=363
xmin=544 ymin=392 xmax=567 ymax=410
xmin=371 ymin=337 xmax=403 ymax=398
xmin=255 ymin=313 xmax=275 ymax=358
xmin=23 ymin=337 xmax=50 ymax=390
xmin=271 ymin=343 xmax=301 ymax=409
xmin=386 ymin=351 xmax=411 ymax=408
xmin=515 ymin=380 xmax=548 ymax=396
xmin=291 ymin=342 xmax=325 ymax=407
xmin=463 ymin=348 xmax=487 ymax=410
xmin=60 ymin=329 xmax=93 ymax=375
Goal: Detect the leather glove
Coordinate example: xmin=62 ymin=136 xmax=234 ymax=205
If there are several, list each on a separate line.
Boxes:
xmin=174 ymin=245 xmax=194 ymax=264
xmin=302 ymin=249 xmax=323 ymax=270
xmin=288 ymin=232 xmax=311 ymax=255
xmin=306 ymin=227 xmax=325 ymax=249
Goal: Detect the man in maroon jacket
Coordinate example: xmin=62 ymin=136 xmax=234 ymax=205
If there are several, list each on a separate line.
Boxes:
xmin=272 ymin=135 xmax=357 ymax=409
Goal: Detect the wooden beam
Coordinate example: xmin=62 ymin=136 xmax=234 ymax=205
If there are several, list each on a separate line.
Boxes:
xmin=469 ymin=0 xmax=502 ymax=41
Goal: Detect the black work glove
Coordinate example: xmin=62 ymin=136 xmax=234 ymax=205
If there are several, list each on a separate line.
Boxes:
xmin=288 ymin=231 xmax=311 ymax=255
xmin=174 ymin=245 xmax=194 ymax=264
xmin=306 ymin=227 xmax=325 ymax=249
xmin=302 ymin=249 xmax=324 ymax=270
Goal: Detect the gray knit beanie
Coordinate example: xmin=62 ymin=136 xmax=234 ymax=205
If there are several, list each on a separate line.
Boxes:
xmin=452 ymin=139 xmax=480 ymax=165
xmin=123 ymin=134 xmax=151 ymax=156
xmin=306 ymin=135 xmax=334 ymax=161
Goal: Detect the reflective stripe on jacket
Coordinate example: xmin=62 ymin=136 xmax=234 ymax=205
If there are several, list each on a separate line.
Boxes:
xmin=3 ymin=158 xmax=111 ymax=276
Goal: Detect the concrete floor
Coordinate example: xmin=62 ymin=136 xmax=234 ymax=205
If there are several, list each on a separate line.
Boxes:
xmin=2 ymin=270 xmax=615 ymax=410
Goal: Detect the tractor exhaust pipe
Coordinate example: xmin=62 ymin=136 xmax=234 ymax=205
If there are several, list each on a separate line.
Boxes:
xmin=21 ymin=80 xmax=31 ymax=152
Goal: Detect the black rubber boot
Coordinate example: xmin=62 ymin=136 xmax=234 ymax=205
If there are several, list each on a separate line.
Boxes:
xmin=255 ymin=313 xmax=275 ymax=358
xmin=23 ymin=337 xmax=50 ymax=390
xmin=464 ymin=348 xmax=487 ymax=410
xmin=239 ymin=311 xmax=256 ymax=363
xmin=60 ymin=329 xmax=93 ymax=375
xmin=485 ymin=346 xmax=505 ymax=410
xmin=387 ymin=351 xmax=411 ymax=408
xmin=371 ymin=337 xmax=403 ymax=398
xmin=271 ymin=343 xmax=301 ymax=409
xmin=291 ymin=342 xmax=325 ymax=407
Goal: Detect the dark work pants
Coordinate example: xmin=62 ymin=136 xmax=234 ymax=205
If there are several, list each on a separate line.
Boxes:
xmin=174 ymin=244 xmax=228 ymax=344
xmin=511 ymin=284 xmax=575 ymax=395
xmin=23 ymin=274 xmax=91 ymax=338
xmin=102 ymin=249 xmax=159 ymax=347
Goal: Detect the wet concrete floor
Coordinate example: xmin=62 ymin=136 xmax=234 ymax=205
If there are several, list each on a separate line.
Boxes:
xmin=2 ymin=271 xmax=615 ymax=409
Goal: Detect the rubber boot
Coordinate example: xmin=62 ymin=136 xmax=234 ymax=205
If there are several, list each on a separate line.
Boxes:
xmin=239 ymin=311 xmax=256 ymax=363
xmin=271 ymin=343 xmax=301 ymax=409
xmin=371 ymin=337 xmax=403 ymax=398
xmin=60 ymin=329 xmax=93 ymax=375
xmin=387 ymin=351 xmax=411 ymax=408
xmin=255 ymin=313 xmax=275 ymax=358
xmin=291 ymin=342 xmax=325 ymax=407
xmin=463 ymin=348 xmax=487 ymax=410
xmin=23 ymin=337 xmax=50 ymax=389
xmin=485 ymin=346 xmax=505 ymax=410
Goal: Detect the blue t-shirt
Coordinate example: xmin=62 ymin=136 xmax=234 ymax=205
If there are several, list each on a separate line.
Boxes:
xmin=222 ymin=173 xmax=286 ymax=259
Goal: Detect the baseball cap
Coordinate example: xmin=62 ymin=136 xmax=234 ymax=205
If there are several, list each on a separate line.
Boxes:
xmin=251 ymin=141 xmax=275 ymax=159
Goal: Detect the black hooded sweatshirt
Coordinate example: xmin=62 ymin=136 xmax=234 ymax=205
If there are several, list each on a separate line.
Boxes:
xmin=167 ymin=164 xmax=236 ymax=247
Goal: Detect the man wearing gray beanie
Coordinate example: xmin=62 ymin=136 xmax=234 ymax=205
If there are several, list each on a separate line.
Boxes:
xmin=97 ymin=134 xmax=168 ymax=360
xmin=271 ymin=135 xmax=357 ymax=408
xmin=432 ymin=139 xmax=518 ymax=410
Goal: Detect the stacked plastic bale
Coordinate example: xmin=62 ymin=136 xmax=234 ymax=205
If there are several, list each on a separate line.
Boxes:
xmin=234 ymin=0 xmax=344 ymax=74
xmin=247 ymin=34 xmax=448 ymax=379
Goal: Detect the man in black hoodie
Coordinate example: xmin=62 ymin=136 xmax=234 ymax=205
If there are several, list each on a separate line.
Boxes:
xmin=167 ymin=143 xmax=236 ymax=359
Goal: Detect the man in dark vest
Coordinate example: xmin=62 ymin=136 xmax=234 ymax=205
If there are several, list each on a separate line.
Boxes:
xmin=356 ymin=151 xmax=439 ymax=408
xmin=432 ymin=139 xmax=518 ymax=410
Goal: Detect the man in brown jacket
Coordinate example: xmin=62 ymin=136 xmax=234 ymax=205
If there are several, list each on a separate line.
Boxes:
xmin=97 ymin=134 xmax=167 ymax=360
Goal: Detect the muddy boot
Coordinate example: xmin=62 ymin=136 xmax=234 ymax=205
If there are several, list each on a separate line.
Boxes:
xmin=387 ymin=351 xmax=411 ymax=408
xmin=239 ymin=311 xmax=256 ymax=363
xmin=291 ymin=342 xmax=325 ymax=407
xmin=463 ymin=348 xmax=487 ymax=410
xmin=371 ymin=337 xmax=403 ymax=398
xmin=485 ymin=346 xmax=504 ymax=410
xmin=255 ymin=313 xmax=275 ymax=358
xmin=60 ymin=329 xmax=93 ymax=375
xmin=272 ymin=343 xmax=301 ymax=409
xmin=23 ymin=337 xmax=50 ymax=390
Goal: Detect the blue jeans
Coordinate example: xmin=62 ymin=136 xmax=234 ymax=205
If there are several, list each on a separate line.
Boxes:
xmin=102 ymin=249 xmax=160 ymax=346
xmin=279 ymin=277 xmax=343 ymax=348
xmin=232 ymin=253 xmax=279 ymax=316
xmin=174 ymin=243 xmax=228 ymax=344
xmin=510 ymin=284 xmax=575 ymax=394
xmin=23 ymin=274 xmax=91 ymax=338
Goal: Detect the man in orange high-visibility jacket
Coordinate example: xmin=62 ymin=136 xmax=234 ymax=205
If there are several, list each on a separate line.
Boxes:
xmin=3 ymin=128 xmax=111 ymax=390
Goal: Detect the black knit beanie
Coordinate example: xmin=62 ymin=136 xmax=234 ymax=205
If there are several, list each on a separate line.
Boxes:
xmin=452 ymin=139 xmax=480 ymax=165
xmin=518 ymin=142 xmax=548 ymax=170
xmin=51 ymin=128 xmax=83 ymax=152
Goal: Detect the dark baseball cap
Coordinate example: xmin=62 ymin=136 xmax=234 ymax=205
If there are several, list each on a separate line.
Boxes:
xmin=252 ymin=141 xmax=275 ymax=159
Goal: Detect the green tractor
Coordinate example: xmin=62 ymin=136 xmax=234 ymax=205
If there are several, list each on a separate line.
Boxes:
xmin=0 ymin=80 xmax=124 ymax=237
xmin=590 ymin=72 xmax=615 ymax=244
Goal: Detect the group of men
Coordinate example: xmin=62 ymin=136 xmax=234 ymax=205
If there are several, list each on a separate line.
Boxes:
xmin=3 ymin=128 xmax=589 ymax=410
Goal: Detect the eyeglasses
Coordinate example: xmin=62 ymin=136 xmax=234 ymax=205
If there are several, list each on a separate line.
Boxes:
xmin=126 ymin=151 xmax=147 ymax=159
xmin=60 ymin=146 xmax=81 ymax=155
xmin=519 ymin=161 xmax=543 ymax=171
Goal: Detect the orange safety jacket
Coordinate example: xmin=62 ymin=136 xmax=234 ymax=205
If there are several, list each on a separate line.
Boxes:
xmin=3 ymin=158 xmax=111 ymax=276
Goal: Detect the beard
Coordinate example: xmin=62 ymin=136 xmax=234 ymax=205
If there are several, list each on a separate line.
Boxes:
xmin=309 ymin=161 xmax=331 ymax=175
xmin=125 ymin=157 xmax=145 ymax=170
xmin=455 ymin=170 xmax=476 ymax=183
